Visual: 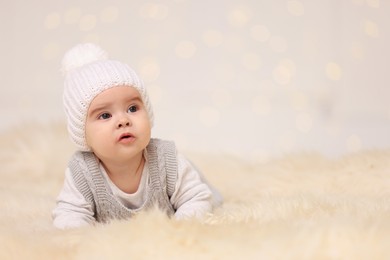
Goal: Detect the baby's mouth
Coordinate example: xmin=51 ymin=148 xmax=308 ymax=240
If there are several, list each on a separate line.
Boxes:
xmin=119 ymin=133 xmax=134 ymax=141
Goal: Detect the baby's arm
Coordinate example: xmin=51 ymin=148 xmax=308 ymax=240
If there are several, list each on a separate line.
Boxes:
xmin=52 ymin=168 xmax=96 ymax=229
xmin=170 ymin=154 xmax=219 ymax=220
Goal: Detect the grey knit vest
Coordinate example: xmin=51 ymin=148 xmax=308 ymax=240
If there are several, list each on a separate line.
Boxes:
xmin=68 ymin=138 xmax=177 ymax=223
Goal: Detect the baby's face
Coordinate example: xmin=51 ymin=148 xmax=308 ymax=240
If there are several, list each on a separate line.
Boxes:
xmin=85 ymin=86 xmax=151 ymax=163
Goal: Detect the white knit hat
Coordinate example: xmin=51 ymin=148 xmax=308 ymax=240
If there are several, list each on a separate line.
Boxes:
xmin=62 ymin=43 xmax=154 ymax=151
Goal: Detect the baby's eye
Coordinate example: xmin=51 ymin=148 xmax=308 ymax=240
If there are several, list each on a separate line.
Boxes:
xmin=128 ymin=105 xmax=138 ymax=113
xmin=98 ymin=113 xmax=111 ymax=120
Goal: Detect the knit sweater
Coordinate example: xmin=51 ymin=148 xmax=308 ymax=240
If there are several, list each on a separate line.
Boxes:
xmin=53 ymin=139 xmax=222 ymax=229
xmin=69 ymin=139 xmax=176 ymax=223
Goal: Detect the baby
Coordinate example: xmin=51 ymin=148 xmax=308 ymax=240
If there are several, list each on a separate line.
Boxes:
xmin=52 ymin=43 xmax=222 ymax=229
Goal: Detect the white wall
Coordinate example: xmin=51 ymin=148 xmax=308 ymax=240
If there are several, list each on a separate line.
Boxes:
xmin=1 ymin=0 xmax=389 ymax=160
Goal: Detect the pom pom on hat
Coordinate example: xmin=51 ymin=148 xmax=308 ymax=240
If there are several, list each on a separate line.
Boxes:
xmin=62 ymin=43 xmax=154 ymax=151
xmin=61 ymin=43 xmax=108 ymax=74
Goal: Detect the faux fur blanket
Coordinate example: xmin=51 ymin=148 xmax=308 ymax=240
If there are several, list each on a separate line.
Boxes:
xmin=1 ymin=123 xmax=390 ymax=259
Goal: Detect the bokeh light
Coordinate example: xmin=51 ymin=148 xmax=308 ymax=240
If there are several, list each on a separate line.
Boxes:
xmin=291 ymin=91 xmax=308 ymax=111
xmin=287 ymin=1 xmax=305 ymax=16
xmin=366 ymin=0 xmax=380 ymax=8
xmin=44 ymin=12 xmax=61 ymax=29
xmin=100 ymin=6 xmax=119 ymax=23
xmin=139 ymin=3 xmax=169 ymax=20
xmin=326 ymin=62 xmax=342 ymax=81
xmin=363 ymin=19 xmax=379 ymax=38
xmin=273 ymin=60 xmax=295 ymax=85
xmin=227 ymin=6 xmax=251 ymax=27
xmin=202 ymin=30 xmax=224 ymax=47
xmin=280 ymin=59 xmax=296 ymax=75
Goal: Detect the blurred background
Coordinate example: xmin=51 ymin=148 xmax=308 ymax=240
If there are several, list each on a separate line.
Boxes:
xmin=1 ymin=0 xmax=389 ymax=161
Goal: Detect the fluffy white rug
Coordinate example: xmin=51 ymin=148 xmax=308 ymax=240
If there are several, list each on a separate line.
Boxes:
xmin=1 ymin=123 xmax=390 ymax=259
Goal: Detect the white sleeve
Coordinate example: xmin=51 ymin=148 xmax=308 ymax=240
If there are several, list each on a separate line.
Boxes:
xmin=52 ymin=168 xmax=96 ymax=229
xmin=170 ymin=154 xmax=221 ymax=220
